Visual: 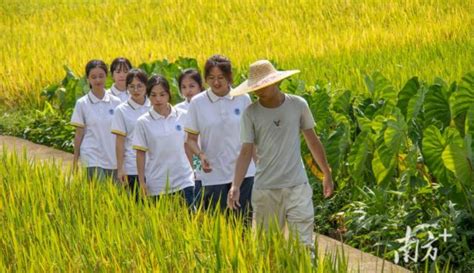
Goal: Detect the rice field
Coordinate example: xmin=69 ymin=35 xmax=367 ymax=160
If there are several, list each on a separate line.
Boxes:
xmin=0 ymin=149 xmax=349 ymax=272
xmin=0 ymin=0 xmax=472 ymax=106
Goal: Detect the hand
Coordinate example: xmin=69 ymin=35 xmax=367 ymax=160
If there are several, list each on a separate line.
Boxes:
xmin=227 ymin=185 xmax=241 ymax=210
xmin=199 ymin=152 xmax=212 ymax=173
xmin=117 ymin=168 xmax=127 ymax=186
xmin=323 ymin=175 xmax=334 ymax=198
xmin=140 ymin=185 xmax=148 ymax=197
xmin=72 ymin=158 xmax=79 ymax=173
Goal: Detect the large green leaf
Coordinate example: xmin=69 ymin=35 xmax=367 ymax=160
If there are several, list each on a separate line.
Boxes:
xmin=452 ymin=72 xmax=474 ymax=118
xmin=442 ymin=143 xmax=473 ymax=187
xmin=372 ymin=142 xmax=396 ymax=185
xmin=424 ymin=82 xmax=451 ymax=130
xmin=384 ymin=119 xmax=407 ymax=154
xmin=332 ymin=90 xmax=352 ymax=114
xmin=406 ymin=85 xmax=426 ymax=122
xmin=312 ymin=88 xmax=332 ymax=133
xmin=422 ymin=125 xmax=450 ymax=183
xmin=397 ymin=77 xmax=420 ymax=118
xmin=452 ymin=72 xmax=474 ymax=134
xmin=364 ymin=72 xmax=397 ymax=105
xmin=348 ymin=131 xmax=373 ymax=185
xmin=323 ymin=124 xmax=350 ymax=176
xmin=465 ymin=106 xmax=474 ymax=163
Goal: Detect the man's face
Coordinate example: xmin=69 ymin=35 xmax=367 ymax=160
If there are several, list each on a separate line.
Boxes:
xmin=255 ymin=84 xmax=276 ymax=99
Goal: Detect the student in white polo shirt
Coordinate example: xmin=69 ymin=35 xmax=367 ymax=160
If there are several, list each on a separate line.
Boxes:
xmin=133 ymin=75 xmax=194 ymax=206
xmin=71 ymin=59 xmax=122 ymax=181
xmin=175 ymin=68 xmax=204 ymax=113
xmin=107 ymin=57 xmax=132 ymax=102
xmin=175 ymin=68 xmax=205 ymax=205
xmin=111 ymin=68 xmax=150 ymax=198
xmin=185 ymin=55 xmax=256 ymax=221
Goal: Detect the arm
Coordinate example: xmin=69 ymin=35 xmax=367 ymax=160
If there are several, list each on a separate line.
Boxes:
xmin=186 ymin=132 xmax=212 ymax=173
xmin=184 ymin=142 xmax=194 ymax=168
xmin=228 ymin=143 xmax=254 ymax=209
xmin=115 ymin=135 xmax=127 ymax=185
xmin=136 ymin=150 xmax=147 ymax=196
xmin=252 ymin=145 xmax=258 ymax=164
xmin=73 ymin=127 xmax=85 ymax=171
xmin=302 ymin=128 xmax=333 ymax=198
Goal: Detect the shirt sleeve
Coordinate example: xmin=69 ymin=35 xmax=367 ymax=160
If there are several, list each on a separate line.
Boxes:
xmin=243 ymin=94 xmax=252 ymax=108
xmin=240 ymin=107 xmax=255 ymax=144
xmin=183 ymin=100 xmax=199 ymax=135
xmin=111 ymin=107 xmax=127 ymax=136
xmin=132 ymin=120 xmax=148 ymax=152
xmin=300 ymin=98 xmax=315 ymax=130
xmin=70 ymin=100 xmax=85 ymax=127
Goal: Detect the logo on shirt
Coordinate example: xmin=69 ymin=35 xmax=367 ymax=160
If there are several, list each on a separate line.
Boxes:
xmin=273 ymin=119 xmax=281 ymax=127
xmin=176 ymin=124 xmax=182 ymax=131
xmin=109 ymin=109 xmax=114 ymax=115
xmin=234 ymin=108 xmax=241 ymax=115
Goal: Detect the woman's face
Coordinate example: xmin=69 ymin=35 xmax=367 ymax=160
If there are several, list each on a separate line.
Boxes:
xmin=206 ymin=67 xmax=230 ymax=95
xmin=180 ymin=76 xmax=201 ymax=102
xmin=87 ymin=67 xmax=107 ymax=91
xmin=127 ymin=77 xmax=146 ymax=102
xmin=112 ymin=65 xmax=129 ymax=87
xmin=149 ymin=84 xmax=170 ymax=107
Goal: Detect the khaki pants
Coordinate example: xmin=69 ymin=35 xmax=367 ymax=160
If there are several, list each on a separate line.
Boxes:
xmin=252 ymin=183 xmax=314 ymax=246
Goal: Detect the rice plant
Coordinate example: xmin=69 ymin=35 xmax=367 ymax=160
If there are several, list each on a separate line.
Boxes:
xmin=0 ymin=0 xmax=472 ymax=106
xmin=0 ymin=149 xmax=350 ymax=272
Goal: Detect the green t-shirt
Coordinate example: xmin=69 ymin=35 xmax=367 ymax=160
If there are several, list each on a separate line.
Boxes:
xmin=241 ymin=94 xmax=315 ymax=189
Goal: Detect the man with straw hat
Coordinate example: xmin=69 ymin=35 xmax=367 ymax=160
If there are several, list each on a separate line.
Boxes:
xmin=227 ymin=60 xmax=333 ymax=249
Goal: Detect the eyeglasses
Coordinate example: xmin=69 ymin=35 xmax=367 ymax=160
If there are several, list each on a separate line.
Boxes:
xmin=128 ymin=84 xmax=145 ymax=91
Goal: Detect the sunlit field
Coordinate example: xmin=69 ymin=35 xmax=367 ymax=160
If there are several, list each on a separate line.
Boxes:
xmin=0 ymin=150 xmax=350 ymax=272
xmin=1 ymin=1 xmax=473 ymax=271
xmin=0 ymin=0 xmax=472 ymax=106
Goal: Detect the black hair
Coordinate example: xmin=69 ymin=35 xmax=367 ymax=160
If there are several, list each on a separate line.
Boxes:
xmin=177 ymin=68 xmax=204 ymax=95
xmin=110 ymin=57 xmax=133 ymax=75
xmin=147 ymin=75 xmax=171 ymax=103
xmin=126 ymin=68 xmax=148 ymax=86
xmin=204 ymin=54 xmax=233 ymax=83
xmin=85 ymin=59 xmax=107 ymax=77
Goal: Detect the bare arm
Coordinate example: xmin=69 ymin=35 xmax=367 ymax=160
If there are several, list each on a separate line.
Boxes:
xmin=228 ymin=143 xmax=254 ymax=209
xmin=186 ymin=132 xmax=211 ymax=173
xmin=302 ymin=128 xmax=333 ymax=198
xmin=184 ymin=142 xmax=194 ymax=168
xmin=252 ymin=145 xmax=258 ymax=164
xmin=115 ymin=135 xmax=127 ymax=184
xmin=73 ymin=127 xmax=85 ymax=171
xmin=136 ymin=150 xmax=147 ymax=196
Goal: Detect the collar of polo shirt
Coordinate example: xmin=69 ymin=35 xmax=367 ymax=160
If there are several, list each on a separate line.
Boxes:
xmin=88 ymin=91 xmax=111 ymax=104
xmin=206 ymin=88 xmax=234 ymax=103
xmin=110 ymin=84 xmax=128 ymax=97
xmin=127 ymin=97 xmax=150 ymax=110
xmin=149 ymin=104 xmax=178 ymax=120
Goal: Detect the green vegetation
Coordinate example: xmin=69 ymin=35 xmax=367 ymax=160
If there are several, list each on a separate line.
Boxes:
xmin=0 ymin=0 xmax=472 ymax=106
xmin=0 ymin=150 xmax=350 ymax=272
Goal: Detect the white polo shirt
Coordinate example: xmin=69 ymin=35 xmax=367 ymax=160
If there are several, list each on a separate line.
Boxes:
xmin=132 ymin=106 xmax=194 ymax=196
xmin=175 ymin=99 xmax=202 ymax=180
xmin=175 ymin=100 xmax=190 ymax=113
xmin=184 ymin=89 xmax=256 ymax=186
xmin=107 ymin=84 xmax=129 ymax=102
xmin=111 ymin=97 xmax=151 ymax=175
xmin=70 ymin=91 xmax=122 ymax=169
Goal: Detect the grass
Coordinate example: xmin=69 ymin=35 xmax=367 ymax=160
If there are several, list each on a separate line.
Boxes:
xmin=0 ymin=0 xmax=472 ymax=106
xmin=0 ymin=149 xmax=351 ymax=272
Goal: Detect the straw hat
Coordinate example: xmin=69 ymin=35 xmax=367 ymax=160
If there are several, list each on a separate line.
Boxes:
xmin=230 ymin=60 xmax=300 ymax=96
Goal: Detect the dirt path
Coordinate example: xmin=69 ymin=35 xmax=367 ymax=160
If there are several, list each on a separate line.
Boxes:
xmin=0 ymin=135 xmax=410 ymax=273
